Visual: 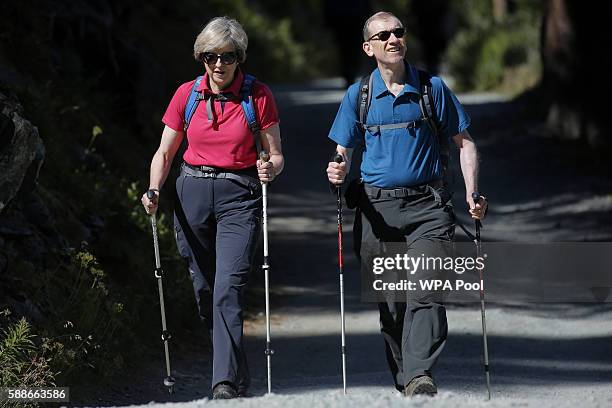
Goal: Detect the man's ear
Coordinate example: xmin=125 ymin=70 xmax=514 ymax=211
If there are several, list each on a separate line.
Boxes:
xmin=362 ymin=41 xmax=374 ymax=57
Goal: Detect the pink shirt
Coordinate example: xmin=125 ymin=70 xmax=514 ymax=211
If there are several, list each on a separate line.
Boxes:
xmin=162 ymin=69 xmax=279 ymax=169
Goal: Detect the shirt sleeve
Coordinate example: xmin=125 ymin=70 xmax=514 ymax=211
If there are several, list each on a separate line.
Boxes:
xmin=431 ymin=77 xmax=471 ymax=140
xmin=162 ymin=81 xmax=194 ymax=132
xmin=253 ymin=83 xmax=280 ymax=130
xmin=327 ymin=83 xmax=362 ymax=148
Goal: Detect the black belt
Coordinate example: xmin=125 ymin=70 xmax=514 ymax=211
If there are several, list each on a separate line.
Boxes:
xmin=181 ymin=162 xmax=259 ymax=189
xmin=363 ymin=180 xmax=444 ymax=200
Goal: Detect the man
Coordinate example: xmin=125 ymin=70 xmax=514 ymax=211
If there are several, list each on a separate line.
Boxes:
xmin=326 ymin=11 xmax=487 ymax=397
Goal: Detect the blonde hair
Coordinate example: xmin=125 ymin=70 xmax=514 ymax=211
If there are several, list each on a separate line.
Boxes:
xmin=363 ymin=11 xmax=402 ymax=41
xmin=193 ymin=16 xmax=248 ymax=63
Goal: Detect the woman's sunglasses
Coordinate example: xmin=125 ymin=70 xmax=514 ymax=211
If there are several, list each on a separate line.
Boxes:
xmin=200 ymin=51 xmax=238 ymax=65
xmin=367 ymin=27 xmax=406 ymax=42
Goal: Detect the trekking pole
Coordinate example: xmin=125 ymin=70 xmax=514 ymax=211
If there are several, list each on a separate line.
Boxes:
xmin=333 ymin=154 xmax=347 ymax=395
xmin=260 ymin=152 xmax=274 ymax=394
xmin=472 ymin=192 xmax=491 ymax=400
xmin=146 ymin=190 xmax=176 ymax=394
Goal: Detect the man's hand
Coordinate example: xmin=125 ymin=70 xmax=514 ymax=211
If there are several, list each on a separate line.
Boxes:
xmin=467 ymin=194 xmax=488 ymax=220
xmin=142 ymin=189 xmax=159 ymax=215
xmin=327 ymin=160 xmax=347 ymax=185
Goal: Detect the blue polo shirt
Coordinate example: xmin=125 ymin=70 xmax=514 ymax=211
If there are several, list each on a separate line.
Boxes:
xmin=328 ymin=63 xmax=471 ymax=188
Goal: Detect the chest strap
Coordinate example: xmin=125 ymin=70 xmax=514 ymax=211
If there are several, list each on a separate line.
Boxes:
xmin=362 ymin=118 xmax=424 ymax=134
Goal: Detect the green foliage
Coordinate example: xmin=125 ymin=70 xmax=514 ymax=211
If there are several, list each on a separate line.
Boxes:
xmin=2 ymin=23 xmax=192 ymax=382
xmin=204 ymin=0 xmax=326 ymax=80
xmin=14 ymin=248 xmax=130 ymax=383
xmin=126 ymin=181 xmax=172 ymax=240
xmin=445 ymin=0 xmax=542 ymax=93
xmin=0 ymin=315 xmax=55 ymax=390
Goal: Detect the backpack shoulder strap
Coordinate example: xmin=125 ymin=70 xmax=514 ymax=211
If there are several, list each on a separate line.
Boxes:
xmin=417 ymin=70 xmax=439 ymax=136
xmin=240 ymin=73 xmax=263 ymax=155
xmin=356 ymin=72 xmax=422 ymax=134
xmin=418 ymin=69 xmax=450 ymax=178
xmin=357 ymin=73 xmax=373 ymax=132
xmin=184 ymin=76 xmax=204 ymax=132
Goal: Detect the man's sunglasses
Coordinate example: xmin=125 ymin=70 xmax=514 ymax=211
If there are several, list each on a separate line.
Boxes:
xmin=367 ymin=27 xmax=406 ymax=42
xmin=200 ymin=51 xmax=238 ymax=65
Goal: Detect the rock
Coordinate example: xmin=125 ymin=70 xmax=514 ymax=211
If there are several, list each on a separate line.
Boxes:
xmin=0 ymin=217 xmax=32 ymax=236
xmin=0 ymin=91 xmax=45 ymax=214
xmin=22 ymin=192 xmax=54 ymax=231
xmin=0 ymin=111 xmax=14 ymax=151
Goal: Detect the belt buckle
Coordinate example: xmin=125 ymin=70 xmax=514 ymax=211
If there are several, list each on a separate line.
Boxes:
xmin=199 ymin=166 xmax=217 ymax=178
xmin=393 ymin=188 xmax=406 ymax=198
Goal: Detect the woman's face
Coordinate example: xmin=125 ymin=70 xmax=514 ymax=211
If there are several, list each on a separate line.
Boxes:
xmin=202 ymin=44 xmax=239 ymax=91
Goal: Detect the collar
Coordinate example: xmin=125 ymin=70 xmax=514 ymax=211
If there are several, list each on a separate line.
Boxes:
xmin=372 ymin=62 xmax=420 ymax=99
xmin=197 ymin=68 xmax=244 ymax=97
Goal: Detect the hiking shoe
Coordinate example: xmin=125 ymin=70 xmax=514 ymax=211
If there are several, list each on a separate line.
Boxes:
xmin=237 ymin=385 xmax=248 ymax=398
xmin=212 ymin=382 xmax=237 ymax=399
xmin=404 ymin=375 xmax=437 ymax=397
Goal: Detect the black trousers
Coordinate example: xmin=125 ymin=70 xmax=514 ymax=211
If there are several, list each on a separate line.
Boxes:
xmin=354 ymin=184 xmax=455 ymax=390
xmin=174 ymin=168 xmax=261 ymax=390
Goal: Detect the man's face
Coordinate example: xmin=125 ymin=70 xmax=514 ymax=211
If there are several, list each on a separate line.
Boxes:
xmin=363 ymin=17 xmax=406 ymax=65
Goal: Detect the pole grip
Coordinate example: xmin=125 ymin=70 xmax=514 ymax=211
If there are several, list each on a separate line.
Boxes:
xmin=472 ymin=191 xmax=483 ymax=230
xmin=260 ymin=151 xmax=270 ymax=163
xmin=332 ymin=153 xmax=345 ymax=194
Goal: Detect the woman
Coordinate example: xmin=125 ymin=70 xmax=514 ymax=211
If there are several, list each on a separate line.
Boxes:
xmin=141 ymin=16 xmax=283 ymax=399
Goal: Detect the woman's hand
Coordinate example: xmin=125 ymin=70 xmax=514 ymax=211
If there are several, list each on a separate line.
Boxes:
xmin=141 ymin=190 xmax=159 ymax=215
xmin=257 ymin=159 xmax=275 ymax=183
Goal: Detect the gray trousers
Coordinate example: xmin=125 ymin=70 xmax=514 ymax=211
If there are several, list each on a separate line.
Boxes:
xmin=174 ymin=168 xmax=261 ymax=390
xmin=354 ymin=183 xmax=455 ymax=390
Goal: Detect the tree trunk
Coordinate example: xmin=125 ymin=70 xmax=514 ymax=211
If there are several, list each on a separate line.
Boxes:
xmin=541 ymin=0 xmax=611 ymax=150
xmin=492 ymin=0 xmax=507 ymax=23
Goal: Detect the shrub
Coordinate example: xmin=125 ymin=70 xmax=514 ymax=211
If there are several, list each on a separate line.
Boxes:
xmin=0 ymin=315 xmax=55 ymax=389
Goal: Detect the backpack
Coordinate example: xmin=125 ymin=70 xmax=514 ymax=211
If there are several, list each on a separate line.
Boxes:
xmin=356 ymin=69 xmax=449 ymax=177
xmin=182 ymin=74 xmax=262 ymax=154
